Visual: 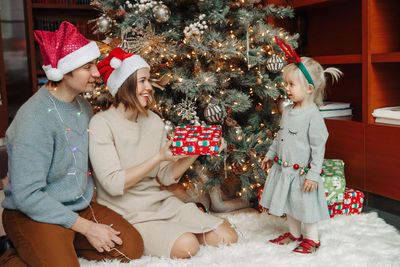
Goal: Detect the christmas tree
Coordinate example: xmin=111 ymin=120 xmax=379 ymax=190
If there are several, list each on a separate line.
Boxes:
xmin=87 ymin=0 xmax=298 ymax=212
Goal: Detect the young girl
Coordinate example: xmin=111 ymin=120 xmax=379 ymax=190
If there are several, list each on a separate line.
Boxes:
xmin=259 ymin=39 xmax=342 ymax=254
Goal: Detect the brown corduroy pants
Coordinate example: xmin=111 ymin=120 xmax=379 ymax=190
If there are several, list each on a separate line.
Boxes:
xmin=0 ymin=202 xmax=144 ymax=267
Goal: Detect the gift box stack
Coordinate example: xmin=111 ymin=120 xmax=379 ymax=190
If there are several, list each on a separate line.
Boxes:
xmin=172 ymin=125 xmax=221 ymax=155
xmin=258 ymin=159 xmax=364 ymax=218
xmin=321 ymin=159 xmax=346 ymax=205
xmin=328 ymin=187 xmax=364 ymax=218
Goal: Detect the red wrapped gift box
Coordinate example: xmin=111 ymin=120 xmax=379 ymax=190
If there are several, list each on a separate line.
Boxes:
xmin=328 ymin=187 xmax=364 ymax=218
xmin=172 ymin=125 xmax=222 ymax=155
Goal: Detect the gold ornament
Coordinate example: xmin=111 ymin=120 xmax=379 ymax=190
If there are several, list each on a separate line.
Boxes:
xmin=283 ymin=161 xmax=289 ymax=167
xmin=256 ymin=75 xmax=262 ymax=85
xmin=193 ymin=59 xmax=201 ymax=75
xmin=151 ymin=72 xmax=173 ymax=91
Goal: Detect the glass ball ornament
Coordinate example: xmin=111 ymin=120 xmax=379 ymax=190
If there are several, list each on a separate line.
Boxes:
xmin=164 ymin=120 xmax=175 ymax=139
xmin=152 ymin=4 xmax=171 ymax=23
xmin=97 ymin=15 xmax=112 ymax=33
xmin=266 ymin=54 xmax=285 ymax=73
xmin=278 ymin=97 xmax=292 ymax=114
xmin=204 ymin=103 xmax=223 ymax=124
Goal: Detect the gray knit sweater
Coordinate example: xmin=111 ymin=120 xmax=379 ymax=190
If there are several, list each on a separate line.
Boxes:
xmin=2 ymin=86 xmax=94 ymax=228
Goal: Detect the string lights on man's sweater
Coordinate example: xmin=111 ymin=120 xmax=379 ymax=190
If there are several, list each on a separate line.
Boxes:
xmin=47 ymin=92 xmax=134 ymax=261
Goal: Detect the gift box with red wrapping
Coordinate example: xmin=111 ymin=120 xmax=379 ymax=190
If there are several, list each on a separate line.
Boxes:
xmin=172 ymin=125 xmax=222 ymax=155
xmin=328 ymin=187 xmax=364 ymax=218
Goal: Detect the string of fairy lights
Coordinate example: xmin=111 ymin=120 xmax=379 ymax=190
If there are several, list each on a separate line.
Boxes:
xmin=47 ymin=89 xmax=134 ymax=261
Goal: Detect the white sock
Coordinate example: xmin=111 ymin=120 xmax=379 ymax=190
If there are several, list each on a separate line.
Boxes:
xmin=304 ymin=222 xmax=319 ymax=242
xmin=286 ymin=214 xmax=301 ymax=238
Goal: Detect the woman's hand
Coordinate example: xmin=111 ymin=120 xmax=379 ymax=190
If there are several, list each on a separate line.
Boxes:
xmin=261 ymin=157 xmax=272 ymax=170
xmin=158 ymin=139 xmax=188 ymax=162
xmin=303 ymin=179 xmax=318 ymax=192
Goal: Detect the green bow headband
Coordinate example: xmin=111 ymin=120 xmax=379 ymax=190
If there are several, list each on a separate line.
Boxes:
xmin=275 ymin=37 xmax=315 ymax=88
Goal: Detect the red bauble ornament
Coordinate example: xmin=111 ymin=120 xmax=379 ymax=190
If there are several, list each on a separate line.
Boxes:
xmin=274 ymin=156 xmax=279 ymax=162
xmin=293 ymin=164 xmax=299 ymax=170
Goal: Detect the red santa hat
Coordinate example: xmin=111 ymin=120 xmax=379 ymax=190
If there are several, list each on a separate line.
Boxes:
xmin=34 ymin=21 xmax=100 ymax=82
xmin=97 ymin=47 xmax=150 ymax=96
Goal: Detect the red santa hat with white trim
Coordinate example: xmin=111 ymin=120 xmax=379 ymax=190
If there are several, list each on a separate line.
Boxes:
xmin=97 ymin=47 xmax=150 ymax=96
xmin=34 ymin=21 xmax=100 ymax=82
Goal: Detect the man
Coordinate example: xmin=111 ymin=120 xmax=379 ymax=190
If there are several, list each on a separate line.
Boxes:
xmin=0 ymin=21 xmax=143 ymax=266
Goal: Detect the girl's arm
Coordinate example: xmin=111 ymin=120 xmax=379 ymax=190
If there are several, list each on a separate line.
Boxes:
xmin=306 ymin=114 xmax=329 ymax=183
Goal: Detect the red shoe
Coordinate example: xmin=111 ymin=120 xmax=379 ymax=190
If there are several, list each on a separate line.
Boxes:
xmin=293 ymin=239 xmax=321 ymax=254
xmin=269 ymin=233 xmax=303 ymax=245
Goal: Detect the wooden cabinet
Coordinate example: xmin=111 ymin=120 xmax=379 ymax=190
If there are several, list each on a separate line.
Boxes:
xmin=0 ymin=24 xmax=8 ymax=138
xmin=24 ymin=0 xmax=100 ymax=92
xmin=266 ymin=0 xmax=400 ymax=200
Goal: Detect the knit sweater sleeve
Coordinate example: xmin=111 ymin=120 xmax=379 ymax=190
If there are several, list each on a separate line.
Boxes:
xmin=305 ymin=112 xmax=329 ymax=182
xmin=89 ymin=114 xmax=126 ymax=197
xmin=7 ymin=110 xmax=78 ymax=228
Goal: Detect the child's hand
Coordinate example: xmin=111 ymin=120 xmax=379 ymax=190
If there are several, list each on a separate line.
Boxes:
xmin=303 ymin=179 xmax=318 ymax=192
xmin=261 ymin=157 xmax=272 ymax=170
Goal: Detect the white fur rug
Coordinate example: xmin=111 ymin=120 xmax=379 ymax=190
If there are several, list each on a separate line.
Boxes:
xmin=80 ymin=210 xmax=400 ymax=267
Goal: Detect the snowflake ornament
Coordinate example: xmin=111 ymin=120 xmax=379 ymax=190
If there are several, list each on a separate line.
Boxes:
xmin=176 ymin=98 xmax=200 ymax=124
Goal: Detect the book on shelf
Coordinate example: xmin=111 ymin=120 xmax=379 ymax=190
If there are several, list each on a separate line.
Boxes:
xmin=319 ymin=101 xmax=352 ymax=118
xmin=319 ymin=101 xmax=351 ymax=110
xmin=372 ymin=106 xmax=400 ymax=126
xmin=374 ymin=117 xmax=400 ymax=126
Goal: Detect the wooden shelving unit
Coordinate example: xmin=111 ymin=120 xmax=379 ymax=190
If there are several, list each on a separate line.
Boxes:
xmin=266 ymin=0 xmax=400 ymax=200
xmin=0 ymin=22 xmax=8 ymax=138
xmin=24 ymin=0 xmax=100 ymax=93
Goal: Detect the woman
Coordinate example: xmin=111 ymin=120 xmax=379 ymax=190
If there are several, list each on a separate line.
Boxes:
xmin=89 ymin=47 xmax=238 ymax=259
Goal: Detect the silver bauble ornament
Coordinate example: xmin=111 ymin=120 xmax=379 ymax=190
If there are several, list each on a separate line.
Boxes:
xmin=278 ymin=97 xmax=292 ymax=114
xmin=97 ymin=15 xmax=112 ymax=33
xmin=266 ymin=54 xmax=285 ymax=73
xmin=204 ymin=104 xmax=223 ymax=124
xmin=164 ymin=120 xmax=175 ymax=138
xmin=152 ymin=4 xmax=171 ymax=23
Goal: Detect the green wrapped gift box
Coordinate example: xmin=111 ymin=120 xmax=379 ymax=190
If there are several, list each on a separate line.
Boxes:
xmin=321 ymin=159 xmax=346 ymax=205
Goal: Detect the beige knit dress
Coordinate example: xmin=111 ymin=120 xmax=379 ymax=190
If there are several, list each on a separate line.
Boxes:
xmin=88 ymin=107 xmax=223 ymax=257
